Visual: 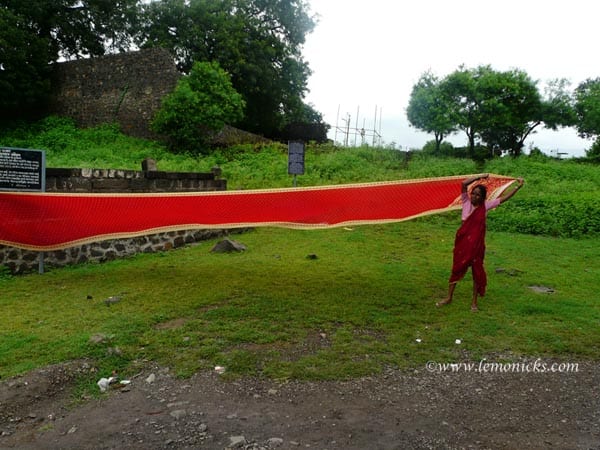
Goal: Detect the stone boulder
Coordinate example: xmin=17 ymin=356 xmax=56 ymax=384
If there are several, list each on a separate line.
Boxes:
xmin=210 ymin=239 xmax=247 ymax=253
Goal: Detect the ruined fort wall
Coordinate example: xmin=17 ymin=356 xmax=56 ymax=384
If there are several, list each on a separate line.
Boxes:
xmin=49 ymin=48 xmax=180 ymax=138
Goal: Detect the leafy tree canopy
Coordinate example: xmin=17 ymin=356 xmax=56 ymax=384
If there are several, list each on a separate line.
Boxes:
xmin=135 ymin=0 xmax=318 ymax=137
xmin=575 ymin=78 xmax=600 ymax=140
xmin=2 ymin=0 xmax=140 ymax=58
xmin=408 ymin=65 xmax=577 ymax=158
xmin=406 ymin=71 xmax=457 ymax=154
xmin=0 ymin=0 xmax=140 ymax=117
xmin=574 ymin=78 xmax=600 ymax=158
xmin=0 ymin=7 xmax=52 ymax=114
xmin=475 ymin=68 xmax=542 ymax=157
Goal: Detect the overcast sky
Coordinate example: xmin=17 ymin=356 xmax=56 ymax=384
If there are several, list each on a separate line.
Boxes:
xmin=302 ymin=0 xmax=597 ymax=156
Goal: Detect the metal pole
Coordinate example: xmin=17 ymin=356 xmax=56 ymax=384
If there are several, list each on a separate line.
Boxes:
xmin=345 ymin=113 xmax=350 ymax=147
xmin=334 ymin=105 xmax=340 ymax=145
xmin=373 ymin=105 xmax=378 ymax=146
xmin=378 ymin=106 xmax=383 ymax=146
xmin=354 ymin=106 xmax=360 ymax=147
xmin=39 ymin=151 xmax=46 ymax=274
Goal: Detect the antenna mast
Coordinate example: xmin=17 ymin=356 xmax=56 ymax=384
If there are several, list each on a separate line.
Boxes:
xmin=333 ymin=104 xmax=383 ymax=147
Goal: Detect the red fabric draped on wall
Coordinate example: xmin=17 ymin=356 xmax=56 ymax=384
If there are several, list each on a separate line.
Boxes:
xmin=0 ymin=174 xmax=515 ymax=251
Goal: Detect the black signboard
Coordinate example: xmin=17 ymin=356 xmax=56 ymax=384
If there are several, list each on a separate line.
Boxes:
xmin=288 ymin=141 xmax=305 ymax=175
xmin=0 ymin=147 xmax=46 ymax=191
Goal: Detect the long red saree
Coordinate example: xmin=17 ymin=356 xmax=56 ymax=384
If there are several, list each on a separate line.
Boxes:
xmin=0 ymin=174 xmax=515 ymax=251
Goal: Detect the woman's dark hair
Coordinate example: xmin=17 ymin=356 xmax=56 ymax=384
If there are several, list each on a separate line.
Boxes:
xmin=473 ymin=184 xmax=487 ymax=199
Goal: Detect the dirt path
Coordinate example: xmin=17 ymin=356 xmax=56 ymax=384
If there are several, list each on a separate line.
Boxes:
xmin=1 ymin=359 xmax=599 ymax=449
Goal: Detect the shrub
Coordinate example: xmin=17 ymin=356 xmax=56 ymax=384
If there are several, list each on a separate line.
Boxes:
xmin=422 ymin=140 xmax=456 ymax=157
xmin=489 ymin=196 xmax=600 ymax=237
xmin=585 ymin=139 xmax=600 ymax=159
xmin=151 ymin=61 xmax=245 ymax=153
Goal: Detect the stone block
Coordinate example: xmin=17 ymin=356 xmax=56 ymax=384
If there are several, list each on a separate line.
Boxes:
xmin=152 ymin=179 xmax=175 ymax=190
xmin=47 ymin=168 xmax=78 ymax=178
xmin=142 ymin=158 xmax=157 ymax=171
xmin=129 ymin=178 xmax=151 ymax=191
xmin=91 ymin=179 xmax=130 ymax=191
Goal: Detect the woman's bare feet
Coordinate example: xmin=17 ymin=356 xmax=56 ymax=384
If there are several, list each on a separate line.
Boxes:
xmin=436 ymin=298 xmax=452 ymax=308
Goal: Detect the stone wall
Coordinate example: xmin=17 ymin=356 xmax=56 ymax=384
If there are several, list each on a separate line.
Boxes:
xmin=2 ymin=229 xmax=234 ymax=275
xmin=49 ymin=48 xmax=180 ymax=139
xmin=0 ymin=163 xmax=234 ymax=274
xmin=45 ymin=165 xmax=224 ymax=193
xmin=47 ymin=48 xmax=272 ymax=145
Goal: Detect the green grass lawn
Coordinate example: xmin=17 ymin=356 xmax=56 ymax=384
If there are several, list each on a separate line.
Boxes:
xmin=2 ymin=219 xmax=599 ymax=383
xmin=1 ymin=118 xmax=599 ymax=387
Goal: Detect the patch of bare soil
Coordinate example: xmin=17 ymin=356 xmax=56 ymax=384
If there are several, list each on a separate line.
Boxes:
xmin=1 ymin=359 xmax=599 ymax=450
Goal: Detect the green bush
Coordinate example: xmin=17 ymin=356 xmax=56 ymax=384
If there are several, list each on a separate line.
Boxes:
xmin=585 ymin=139 xmax=600 ymax=159
xmin=151 ymin=61 xmax=245 ymax=153
xmin=489 ymin=196 xmax=600 ymax=237
xmin=422 ymin=140 xmax=458 ymax=157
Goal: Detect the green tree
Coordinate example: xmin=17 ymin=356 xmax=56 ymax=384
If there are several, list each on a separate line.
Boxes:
xmin=0 ymin=7 xmax=52 ymax=115
xmin=406 ymin=71 xmax=457 ymax=154
xmin=574 ymin=77 xmax=600 ymax=157
xmin=2 ymin=0 xmax=139 ymax=58
xmin=476 ymin=69 xmax=542 ymax=157
xmin=440 ymin=66 xmax=488 ymax=157
xmin=481 ymin=76 xmax=577 ymax=157
xmin=278 ymin=101 xmax=330 ymax=142
xmin=0 ymin=0 xmax=140 ymax=117
xmin=151 ymin=61 xmax=245 ymax=152
xmin=136 ymin=0 xmax=317 ymax=137
xmin=541 ymin=78 xmax=578 ymax=130
xmin=438 ymin=66 xmax=576 ymax=158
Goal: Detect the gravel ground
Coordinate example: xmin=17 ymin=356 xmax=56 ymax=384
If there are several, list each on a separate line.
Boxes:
xmin=1 ymin=359 xmax=599 ymax=450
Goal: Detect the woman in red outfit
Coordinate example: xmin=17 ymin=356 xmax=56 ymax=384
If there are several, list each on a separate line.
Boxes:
xmin=436 ymin=174 xmax=524 ymax=311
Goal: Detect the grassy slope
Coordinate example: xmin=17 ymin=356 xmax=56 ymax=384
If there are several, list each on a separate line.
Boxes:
xmin=1 ymin=120 xmax=599 ymax=381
